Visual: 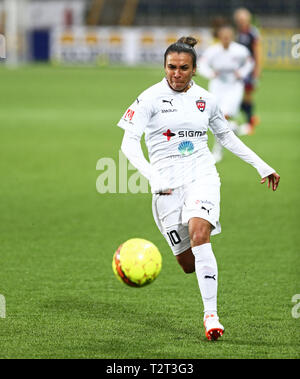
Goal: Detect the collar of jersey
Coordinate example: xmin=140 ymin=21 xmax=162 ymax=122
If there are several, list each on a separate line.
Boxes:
xmin=162 ymin=78 xmax=195 ymax=94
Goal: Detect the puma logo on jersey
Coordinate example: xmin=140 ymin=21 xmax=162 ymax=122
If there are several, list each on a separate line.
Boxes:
xmin=204 ymin=274 xmax=216 ymax=280
xmin=162 ymin=99 xmax=174 ymax=106
xmin=201 ymin=206 xmax=211 ymax=215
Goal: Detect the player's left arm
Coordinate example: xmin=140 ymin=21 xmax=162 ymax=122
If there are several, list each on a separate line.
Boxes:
xmin=216 ymin=130 xmax=280 ymax=191
xmin=260 ymin=173 xmax=280 ymax=191
xmin=208 ymin=98 xmax=280 ymax=191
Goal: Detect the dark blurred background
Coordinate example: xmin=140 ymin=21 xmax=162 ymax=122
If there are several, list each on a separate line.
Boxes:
xmin=0 ymin=0 xmax=299 ymax=68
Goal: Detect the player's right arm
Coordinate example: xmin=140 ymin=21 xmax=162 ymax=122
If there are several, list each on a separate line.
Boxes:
xmin=118 ymin=96 xmax=171 ymax=194
xmin=121 ymin=131 xmax=171 ymax=194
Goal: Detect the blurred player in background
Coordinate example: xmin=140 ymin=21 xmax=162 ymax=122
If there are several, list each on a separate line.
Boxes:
xmin=198 ymin=25 xmax=254 ymax=162
xmin=210 ymin=15 xmax=229 ymax=44
xmin=234 ymin=8 xmax=262 ymax=134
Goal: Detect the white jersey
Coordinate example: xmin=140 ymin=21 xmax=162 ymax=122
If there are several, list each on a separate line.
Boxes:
xmin=198 ymin=41 xmax=253 ymax=84
xmin=117 ymin=78 xmax=230 ymax=189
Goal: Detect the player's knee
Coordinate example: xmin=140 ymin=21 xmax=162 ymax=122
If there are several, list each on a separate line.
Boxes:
xmin=190 ymin=229 xmax=210 ymax=246
xmin=189 ymin=218 xmax=212 ymax=247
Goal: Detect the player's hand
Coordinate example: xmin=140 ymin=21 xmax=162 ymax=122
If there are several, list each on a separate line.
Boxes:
xmin=260 ymin=172 xmax=280 ymax=191
xmin=150 ymin=169 xmax=172 ymax=195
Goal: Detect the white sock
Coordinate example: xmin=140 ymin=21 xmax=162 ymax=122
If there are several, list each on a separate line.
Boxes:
xmin=192 ymin=243 xmax=218 ymax=318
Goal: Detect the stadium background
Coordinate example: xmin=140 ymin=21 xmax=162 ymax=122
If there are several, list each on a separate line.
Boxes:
xmin=0 ymin=0 xmax=299 ymax=359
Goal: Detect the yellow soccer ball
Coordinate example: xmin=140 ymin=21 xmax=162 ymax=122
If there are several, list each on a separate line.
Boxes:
xmin=112 ymin=238 xmax=162 ymax=287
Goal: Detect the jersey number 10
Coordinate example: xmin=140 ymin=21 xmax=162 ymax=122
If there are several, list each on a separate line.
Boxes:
xmin=167 ymin=230 xmax=181 ymax=246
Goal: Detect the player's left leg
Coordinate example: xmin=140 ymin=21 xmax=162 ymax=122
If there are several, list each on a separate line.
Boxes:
xmin=188 ymin=217 xmax=224 ymax=340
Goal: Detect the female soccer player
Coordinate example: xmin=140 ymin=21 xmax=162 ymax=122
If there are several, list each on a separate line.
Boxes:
xmin=117 ymin=37 xmax=280 ymax=341
xmin=198 ymin=25 xmax=254 ymax=162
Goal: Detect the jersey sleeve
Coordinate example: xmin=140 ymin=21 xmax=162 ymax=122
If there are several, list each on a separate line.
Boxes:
xmin=208 ymin=96 xmax=231 ymax=135
xmin=117 ymin=94 xmax=153 ymax=138
xmin=216 ymin=130 xmax=275 ymax=178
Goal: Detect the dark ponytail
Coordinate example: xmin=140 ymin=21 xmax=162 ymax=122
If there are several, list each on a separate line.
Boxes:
xmin=164 ymin=36 xmax=198 ymax=68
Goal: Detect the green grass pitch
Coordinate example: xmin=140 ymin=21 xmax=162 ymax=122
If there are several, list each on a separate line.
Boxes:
xmin=0 ymin=64 xmax=299 ymax=359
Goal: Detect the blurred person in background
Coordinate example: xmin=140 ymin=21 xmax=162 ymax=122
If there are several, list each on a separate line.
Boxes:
xmin=118 ymin=36 xmax=280 ymax=340
xmin=198 ymin=25 xmax=254 ymax=162
xmin=210 ymin=15 xmax=229 ymax=44
xmin=234 ymin=8 xmax=262 ymax=134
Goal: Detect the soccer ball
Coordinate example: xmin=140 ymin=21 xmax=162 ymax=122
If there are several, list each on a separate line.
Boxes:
xmin=112 ymin=238 xmax=162 ymax=287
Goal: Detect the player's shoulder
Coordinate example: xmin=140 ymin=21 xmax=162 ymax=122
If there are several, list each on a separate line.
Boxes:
xmin=250 ymin=25 xmax=260 ymax=39
xmin=136 ymin=80 xmax=166 ymax=102
xmin=203 ymin=42 xmax=223 ymax=55
xmin=193 ymin=83 xmax=222 ymax=116
xmin=231 ymin=41 xmax=250 ymax=53
xmin=192 ymin=82 xmax=215 ymax=102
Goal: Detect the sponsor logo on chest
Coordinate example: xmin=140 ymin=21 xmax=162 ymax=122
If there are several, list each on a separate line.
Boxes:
xmin=162 ymin=129 xmax=206 ymax=140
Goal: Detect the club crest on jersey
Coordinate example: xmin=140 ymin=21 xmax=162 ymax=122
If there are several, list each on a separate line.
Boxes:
xmin=196 ymin=99 xmax=206 ymax=112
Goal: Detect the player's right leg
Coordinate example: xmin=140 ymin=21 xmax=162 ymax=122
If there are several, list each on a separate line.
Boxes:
xmin=152 ymin=187 xmax=191 ymax=261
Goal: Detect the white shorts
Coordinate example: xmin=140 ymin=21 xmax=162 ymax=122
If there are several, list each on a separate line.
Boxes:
xmin=152 ymin=174 xmax=221 ymax=256
xmin=208 ymin=79 xmax=244 ymax=118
